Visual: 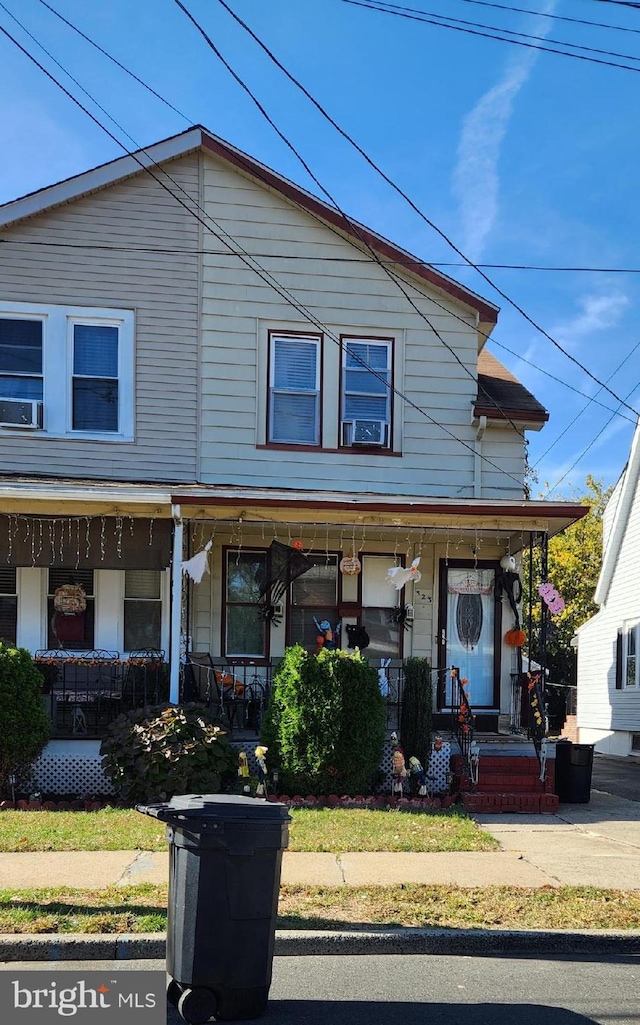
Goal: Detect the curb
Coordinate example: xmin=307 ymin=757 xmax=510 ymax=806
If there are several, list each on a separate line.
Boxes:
xmin=1 ymin=928 xmax=640 ymax=961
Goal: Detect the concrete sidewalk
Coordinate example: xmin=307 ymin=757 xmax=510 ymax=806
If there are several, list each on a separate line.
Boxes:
xmin=1 ymin=789 xmax=639 ymax=891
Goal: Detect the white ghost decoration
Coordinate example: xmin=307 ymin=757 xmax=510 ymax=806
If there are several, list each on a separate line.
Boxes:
xmin=387 ymin=557 xmax=421 ymax=591
xmin=182 ymin=541 xmax=212 ymax=584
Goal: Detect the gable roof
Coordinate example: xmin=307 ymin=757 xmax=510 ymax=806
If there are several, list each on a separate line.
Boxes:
xmin=475 ymin=350 xmax=548 ymax=425
xmin=0 ymin=125 xmax=499 ymax=328
xmin=594 ymin=418 xmax=640 ymax=605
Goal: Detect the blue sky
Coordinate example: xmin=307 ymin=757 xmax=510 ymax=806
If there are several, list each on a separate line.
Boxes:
xmin=1 ymin=0 xmax=638 ymax=498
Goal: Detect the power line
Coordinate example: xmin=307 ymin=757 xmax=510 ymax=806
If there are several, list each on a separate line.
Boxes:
xmin=0 ymin=19 xmax=526 ymax=488
xmin=543 ymin=377 xmax=640 ymax=498
xmin=343 ymin=0 xmax=640 ymax=63
xmin=216 ymin=0 xmax=640 ymax=420
xmin=172 ymin=0 xmax=525 ymax=440
xmin=454 ymin=0 xmax=640 ymax=34
xmin=34 ymin=0 xmax=191 ymax=122
xmin=533 ymin=336 xmax=640 ymax=466
xmin=338 ymin=0 xmax=640 ymax=71
xmin=2 ymin=238 xmax=640 ymax=274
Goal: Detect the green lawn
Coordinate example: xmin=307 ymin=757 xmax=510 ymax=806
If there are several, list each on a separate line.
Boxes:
xmin=1 ymin=883 xmax=639 ymax=934
xmin=0 ymin=807 xmax=499 ymax=854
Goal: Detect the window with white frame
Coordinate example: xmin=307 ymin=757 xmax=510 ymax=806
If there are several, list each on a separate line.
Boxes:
xmin=625 ymin=621 xmax=639 ymax=688
xmin=0 ymin=302 xmax=134 ymax=439
xmin=0 ymin=318 xmax=43 ymax=401
xmin=268 ymin=333 xmax=320 ymax=445
xmin=47 ymin=568 xmax=95 ymax=650
xmin=360 ymin=555 xmax=402 ymax=660
xmin=341 ymin=337 xmax=392 ymax=447
xmin=124 ymin=570 xmax=162 ymax=651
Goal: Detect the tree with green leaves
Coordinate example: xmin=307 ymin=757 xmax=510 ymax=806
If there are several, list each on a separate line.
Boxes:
xmin=524 ymin=476 xmax=611 ymax=687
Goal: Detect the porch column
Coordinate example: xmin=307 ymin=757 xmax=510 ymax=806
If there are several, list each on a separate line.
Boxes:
xmin=170 ymin=505 xmax=183 ymax=704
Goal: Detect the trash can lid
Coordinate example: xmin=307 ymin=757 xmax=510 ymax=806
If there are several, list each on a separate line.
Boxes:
xmin=136 ymin=794 xmax=291 ymax=823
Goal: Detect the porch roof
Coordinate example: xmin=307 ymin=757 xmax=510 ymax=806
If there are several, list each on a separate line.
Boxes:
xmin=171 ymin=485 xmax=588 ymax=538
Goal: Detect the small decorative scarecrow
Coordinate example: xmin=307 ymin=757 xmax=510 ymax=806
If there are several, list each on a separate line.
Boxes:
xmin=409 ymin=756 xmax=428 ymax=797
xmin=255 ymin=745 xmax=269 ymax=797
xmin=390 ymin=733 xmax=407 ymax=797
xmin=238 ymin=751 xmax=249 ymax=779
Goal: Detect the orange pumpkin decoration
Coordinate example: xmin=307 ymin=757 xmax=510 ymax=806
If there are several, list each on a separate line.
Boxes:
xmin=504 ymin=628 xmax=526 ymax=647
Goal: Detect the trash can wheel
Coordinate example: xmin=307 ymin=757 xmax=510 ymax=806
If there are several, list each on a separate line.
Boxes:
xmin=177 ymin=986 xmax=218 ymax=1025
xmin=166 ymin=978 xmax=183 ymax=1008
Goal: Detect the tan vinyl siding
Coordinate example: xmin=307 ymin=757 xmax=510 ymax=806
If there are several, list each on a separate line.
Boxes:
xmin=199 ymin=153 xmax=525 ymax=498
xmin=0 ymin=153 xmax=200 ymax=482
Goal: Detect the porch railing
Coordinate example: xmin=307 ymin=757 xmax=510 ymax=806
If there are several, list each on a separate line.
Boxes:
xmin=35 ymin=649 xmax=168 ymax=738
xmin=450 ymin=666 xmax=475 ymax=767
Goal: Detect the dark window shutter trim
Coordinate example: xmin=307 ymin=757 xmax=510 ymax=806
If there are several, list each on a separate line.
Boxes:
xmin=615 ymin=629 xmax=623 ymax=690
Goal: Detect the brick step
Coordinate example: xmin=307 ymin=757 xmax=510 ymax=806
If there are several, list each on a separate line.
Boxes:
xmin=452 ymin=755 xmax=541 ymax=772
xmin=476 ymin=777 xmax=545 ymax=792
xmin=462 ymin=792 xmax=559 ymax=813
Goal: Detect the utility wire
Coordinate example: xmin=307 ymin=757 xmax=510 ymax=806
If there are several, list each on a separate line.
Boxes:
xmin=215 ymin=0 xmax=640 ymax=419
xmin=544 ymin=377 xmax=640 ymax=498
xmin=455 ymin=0 xmax=640 ymax=34
xmin=34 ymin=0 xmax=191 ymax=122
xmin=343 ymin=0 xmax=640 ymax=62
xmin=2 ymin=238 xmax=640 ymax=275
xmin=533 ymin=336 xmax=640 ymax=466
xmin=173 ymin=0 xmax=524 ymax=439
xmin=0 ymin=19 xmax=526 ymax=488
xmin=339 ymin=0 xmax=640 ymax=71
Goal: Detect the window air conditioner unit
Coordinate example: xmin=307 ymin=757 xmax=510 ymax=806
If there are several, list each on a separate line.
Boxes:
xmin=0 ymin=398 xmax=43 ymax=429
xmin=344 ymin=418 xmax=389 ymax=447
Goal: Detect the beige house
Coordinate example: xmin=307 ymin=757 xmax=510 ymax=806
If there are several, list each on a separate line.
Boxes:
xmin=0 ymin=127 xmax=585 ymax=792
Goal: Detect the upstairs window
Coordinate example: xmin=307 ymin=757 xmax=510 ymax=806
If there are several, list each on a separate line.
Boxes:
xmin=72 ymin=324 xmax=119 ymax=432
xmin=0 ymin=302 xmax=133 ymax=440
xmin=268 ymin=333 xmax=321 ymax=445
xmin=0 ymin=318 xmax=43 ymax=401
xmin=341 ymin=337 xmax=392 ymax=447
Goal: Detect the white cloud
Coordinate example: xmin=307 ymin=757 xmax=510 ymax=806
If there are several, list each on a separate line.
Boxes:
xmin=550 ymin=292 xmax=630 ymax=349
xmin=453 ymin=1 xmax=556 ymax=259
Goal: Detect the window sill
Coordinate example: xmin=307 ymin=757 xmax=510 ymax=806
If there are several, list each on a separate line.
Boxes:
xmin=258 ymin=443 xmax=401 ymax=457
xmin=0 ymin=429 xmax=134 ymax=443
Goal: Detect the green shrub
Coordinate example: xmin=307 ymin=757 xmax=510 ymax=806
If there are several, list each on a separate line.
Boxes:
xmin=400 ymin=657 xmax=433 ymax=769
xmin=0 ymin=644 xmax=51 ymax=797
xmin=262 ymin=645 xmax=386 ymax=795
xmin=100 ymin=703 xmax=239 ymax=803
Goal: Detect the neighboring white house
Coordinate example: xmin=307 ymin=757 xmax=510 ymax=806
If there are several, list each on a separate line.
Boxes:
xmin=576 ymin=420 xmax=640 ymax=756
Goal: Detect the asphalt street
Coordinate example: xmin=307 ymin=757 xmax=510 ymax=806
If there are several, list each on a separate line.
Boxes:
xmin=2 ymin=954 xmax=638 ymax=1024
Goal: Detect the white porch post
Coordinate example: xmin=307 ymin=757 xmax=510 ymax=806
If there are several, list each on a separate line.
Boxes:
xmin=170 ymin=505 xmax=183 ymax=704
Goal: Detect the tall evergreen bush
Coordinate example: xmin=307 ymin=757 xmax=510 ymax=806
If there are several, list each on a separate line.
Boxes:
xmin=263 ymin=645 xmax=386 ymax=795
xmin=0 ymin=644 xmax=51 ymax=796
xmin=400 ymin=657 xmax=433 ymax=769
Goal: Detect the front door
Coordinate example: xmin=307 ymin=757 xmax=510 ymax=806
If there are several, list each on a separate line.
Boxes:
xmin=437 ymin=560 xmax=501 ymax=709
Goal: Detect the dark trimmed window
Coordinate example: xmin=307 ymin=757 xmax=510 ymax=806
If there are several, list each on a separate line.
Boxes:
xmin=225 ymin=550 xmax=267 ymax=658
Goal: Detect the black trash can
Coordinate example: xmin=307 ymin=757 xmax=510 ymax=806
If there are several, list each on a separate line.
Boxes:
xmin=554 ymin=740 xmax=595 ymax=803
xmin=137 ymin=794 xmax=290 ymax=1024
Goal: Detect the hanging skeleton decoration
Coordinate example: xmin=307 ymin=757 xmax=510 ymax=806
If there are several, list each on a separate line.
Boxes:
xmin=255 ymin=540 xmax=313 ymax=624
xmin=494 ymin=554 xmax=523 ymax=628
xmin=182 ymin=541 xmax=212 ymax=584
xmin=387 ymin=557 xmax=421 ymax=591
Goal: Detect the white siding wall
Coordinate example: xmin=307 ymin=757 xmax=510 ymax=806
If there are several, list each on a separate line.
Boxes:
xmin=0 ymin=153 xmax=200 ymax=481
xmin=199 ymin=155 xmax=525 ymax=499
xmin=578 ymin=470 xmax=640 ymax=744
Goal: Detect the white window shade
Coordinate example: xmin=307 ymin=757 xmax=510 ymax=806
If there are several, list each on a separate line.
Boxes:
xmin=362 ymin=556 xmax=399 ymax=607
xmin=343 ymin=339 xmax=391 ymax=430
xmin=270 ymin=335 xmax=320 ymax=444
